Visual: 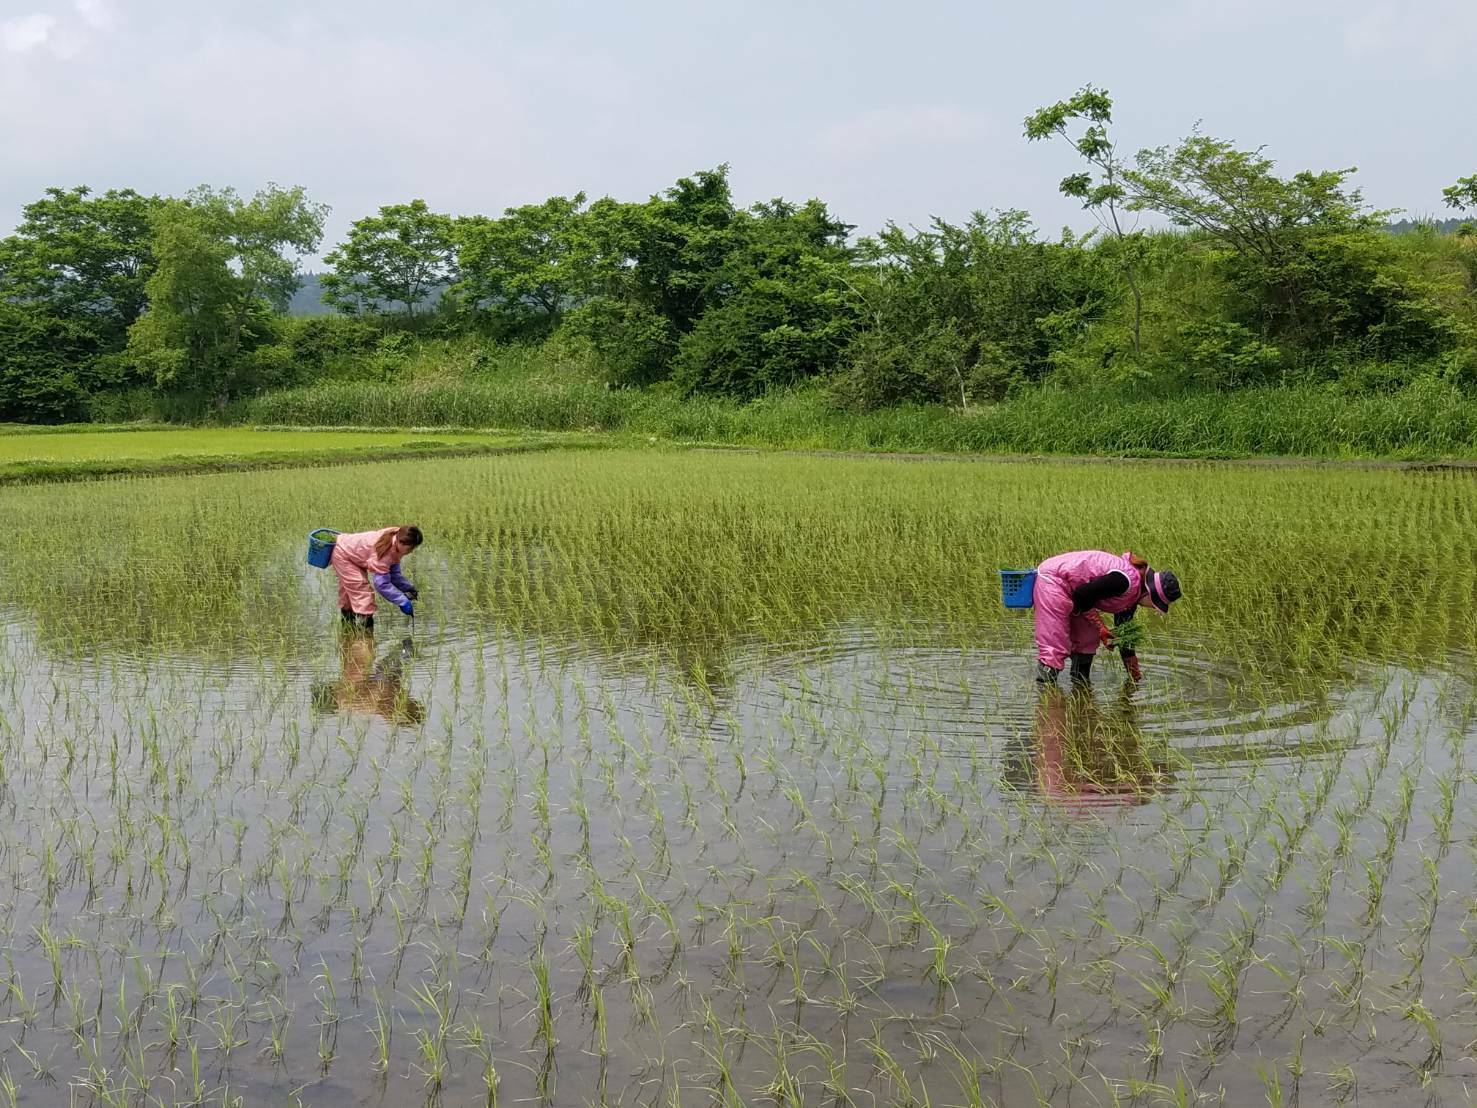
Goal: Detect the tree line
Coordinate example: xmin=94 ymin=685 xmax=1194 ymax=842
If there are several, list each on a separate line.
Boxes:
xmin=2 ymin=87 xmax=1475 ymax=423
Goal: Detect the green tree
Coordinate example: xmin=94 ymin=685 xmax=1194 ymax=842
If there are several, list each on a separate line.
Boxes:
xmin=1444 ymin=174 xmax=1477 ymax=213
xmin=672 ymin=198 xmax=858 ymax=397
xmin=1128 ymin=134 xmax=1455 ymax=357
xmin=560 ymin=169 xmax=869 ymax=396
xmin=0 ymin=186 xmax=159 ymax=343
xmin=1025 ymin=86 xmax=1145 ymax=358
xmin=0 ymin=186 xmax=161 ymax=418
xmin=1445 ymin=174 xmax=1477 ymax=237
xmin=453 ymin=193 xmax=591 ymax=338
xmin=565 ymin=167 xmax=744 ymax=385
xmin=833 ymin=211 xmax=1107 ymax=408
xmin=321 ymin=199 xmax=455 ymax=318
xmin=623 ymin=166 xmax=740 ymax=335
xmin=0 ymin=303 xmax=97 ymax=422
xmin=128 ymin=185 xmax=327 ymax=408
xmin=1129 ymin=134 xmax=1370 ymax=262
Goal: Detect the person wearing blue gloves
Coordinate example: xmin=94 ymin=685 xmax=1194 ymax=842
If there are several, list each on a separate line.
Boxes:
xmin=329 ymin=525 xmax=422 ymax=631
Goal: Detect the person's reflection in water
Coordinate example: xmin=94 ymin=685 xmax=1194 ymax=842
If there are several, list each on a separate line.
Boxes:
xmin=311 ymin=632 xmax=425 ymax=726
xmin=1022 ymin=684 xmax=1172 ymax=809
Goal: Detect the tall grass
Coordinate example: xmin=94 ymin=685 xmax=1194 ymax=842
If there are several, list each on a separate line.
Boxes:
xmin=229 ymin=376 xmax=1477 ymax=459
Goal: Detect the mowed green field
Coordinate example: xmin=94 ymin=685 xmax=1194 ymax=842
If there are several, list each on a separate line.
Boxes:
xmin=0 ymin=426 xmax=572 ymax=482
xmin=0 ymin=428 xmax=516 ymax=461
xmin=2 ymin=449 xmax=1476 ymax=1105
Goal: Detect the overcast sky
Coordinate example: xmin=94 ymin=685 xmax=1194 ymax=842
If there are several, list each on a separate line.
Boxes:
xmin=2 ymin=0 xmax=1472 ymax=260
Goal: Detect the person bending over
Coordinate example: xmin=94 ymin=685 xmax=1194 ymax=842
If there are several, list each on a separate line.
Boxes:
xmin=330 ymin=524 xmax=422 ymax=632
xmin=1033 ymin=549 xmax=1180 ymax=685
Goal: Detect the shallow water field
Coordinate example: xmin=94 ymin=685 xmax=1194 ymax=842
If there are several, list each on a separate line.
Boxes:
xmin=3 ymin=450 xmax=1477 ymax=1106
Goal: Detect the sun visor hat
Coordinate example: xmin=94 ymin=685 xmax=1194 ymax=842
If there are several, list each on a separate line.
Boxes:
xmin=1146 ymin=569 xmax=1181 ymax=613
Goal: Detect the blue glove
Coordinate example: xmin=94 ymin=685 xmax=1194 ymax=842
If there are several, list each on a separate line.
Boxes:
xmin=399 ymin=600 xmax=414 ymax=617
xmin=404 ymin=585 xmax=419 ymax=600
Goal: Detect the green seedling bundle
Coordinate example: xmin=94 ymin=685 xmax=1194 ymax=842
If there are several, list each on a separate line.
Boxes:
xmin=1113 ymin=617 xmax=1147 ymax=653
xmin=0 ymin=450 xmax=1472 ymax=1105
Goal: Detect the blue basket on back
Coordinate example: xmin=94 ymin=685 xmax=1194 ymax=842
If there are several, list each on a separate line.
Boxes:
xmin=306 ymin=528 xmax=340 ymax=569
xmin=999 ymin=569 xmax=1037 ymax=608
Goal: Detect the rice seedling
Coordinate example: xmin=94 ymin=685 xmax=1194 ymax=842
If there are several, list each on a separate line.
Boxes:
xmin=0 ymin=448 xmax=1474 ymax=1102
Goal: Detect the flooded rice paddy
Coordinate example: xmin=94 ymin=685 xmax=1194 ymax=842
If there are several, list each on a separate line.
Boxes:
xmin=2 ymin=450 xmax=1476 ymax=1106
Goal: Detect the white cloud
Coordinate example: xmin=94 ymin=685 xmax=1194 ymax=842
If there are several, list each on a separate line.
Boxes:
xmin=1344 ymin=0 xmax=1477 ymax=63
xmin=0 ymin=13 xmax=55 ymax=53
xmin=821 ymin=105 xmax=993 ymax=159
xmin=1155 ymin=0 xmax=1477 ymax=66
xmin=0 ymin=1 xmax=115 ymax=57
xmin=0 ymin=1 xmax=1466 ymax=255
xmin=1158 ymin=0 xmax=1319 ymax=36
xmin=0 ymin=14 xmax=552 ymax=255
xmin=73 ymin=0 xmax=115 ymax=31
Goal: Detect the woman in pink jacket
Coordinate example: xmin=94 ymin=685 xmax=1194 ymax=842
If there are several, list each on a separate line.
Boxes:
xmin=331 ymin=525 xmax=423 ymax=631
xmin=1034 ymin=550 xmax=1180 ymax=685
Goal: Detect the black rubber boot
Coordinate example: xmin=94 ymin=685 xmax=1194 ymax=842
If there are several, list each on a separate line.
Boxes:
xmin=1035 ymin=662 xmax=1061 ymax=685
xmin=1069 ymin=653 xmax=1094 ymax=685
xmin=340 ymin=609 xmax=374 ymax=633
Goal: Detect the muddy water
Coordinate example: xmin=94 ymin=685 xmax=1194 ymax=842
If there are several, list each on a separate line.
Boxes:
xmin=3 ymin=591 xmax=1474 ymax=1108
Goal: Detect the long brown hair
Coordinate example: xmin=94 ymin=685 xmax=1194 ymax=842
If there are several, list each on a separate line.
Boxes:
xmin=374 ymin=525 xmax=423 ymax=560
xmin=1124 ymin=550 xmax=1151 ymax=602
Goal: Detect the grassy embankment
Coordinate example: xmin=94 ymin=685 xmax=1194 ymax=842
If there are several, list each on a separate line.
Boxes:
xmin=0 ymin=426 xmax=600 ymax=484
xmin=221 ymin=347 xmax=1477 ymax=460
xmin=233 ymin=376 xmax=1477 ymax=460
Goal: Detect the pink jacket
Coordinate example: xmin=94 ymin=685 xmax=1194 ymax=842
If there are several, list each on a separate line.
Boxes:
xmin=331 ymin=528 xmax=415 ymax=609
xmin=1036 ymin=550 xmax=1146 ymax=614
xmin=333 ymin=528 xmax=399 ymax=575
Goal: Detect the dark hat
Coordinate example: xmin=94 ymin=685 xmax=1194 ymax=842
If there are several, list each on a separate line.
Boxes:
xmin=1146 ymin=569 xmax=1181 ymax=613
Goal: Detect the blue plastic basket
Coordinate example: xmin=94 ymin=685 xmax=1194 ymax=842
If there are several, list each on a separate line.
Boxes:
xmin=999 ymin=568 xmax=1037 ymax=608
xmin=306 ymin=528 xmax=340 ymax=569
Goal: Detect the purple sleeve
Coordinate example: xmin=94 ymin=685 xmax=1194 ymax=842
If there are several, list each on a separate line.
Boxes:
xmin=371 ymin=572 xmax=408 ymax=608
xmin=389 ymin=562 xmax=414 ymax=593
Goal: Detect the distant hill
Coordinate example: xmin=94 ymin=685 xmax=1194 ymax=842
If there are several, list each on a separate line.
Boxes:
xmin=1387 ymin=217 xmax=1469 ymax=235
xmin=289 ymin=272 xmax=332 ymax=316
xmin=287 ymin=272 xmax=449 ymax=316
